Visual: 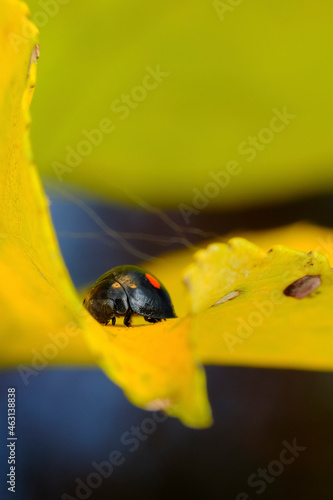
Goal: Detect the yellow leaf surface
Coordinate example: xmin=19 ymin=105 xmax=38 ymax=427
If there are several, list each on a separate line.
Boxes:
xmin=237 ymin=223 xmax=333 ymax=261
xmin=3 ymin=0 xmax=333 ymax=430
xmin=0 ymin=0 xmax=94 ymax=368
xmin=143 ymin=223 xmax=333 ymax=318
xmin=84 ymin=317 xmax=212 ymax=428
xmin=184 ymin=238 xmax=333 ymax=371
xmin=0 ymin=0 xmax=211 ymax=427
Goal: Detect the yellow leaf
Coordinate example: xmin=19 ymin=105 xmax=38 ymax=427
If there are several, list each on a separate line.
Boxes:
xmin=3 ymin=1 xmax=333 ymax=430
xmin=144 ymin=222 xmax=333 ymax=318
xmin=184 ymin=238 xmax=333 ymax=371
xmin=0 ymin=0 xmax=94 ymax=368
xmin=84 ymin=317 xmax=212 ymax=428
xmin=237 ymin=223 xmax=333 ymax=263
xmin=0 ymin=1 xmax=211 ymax=427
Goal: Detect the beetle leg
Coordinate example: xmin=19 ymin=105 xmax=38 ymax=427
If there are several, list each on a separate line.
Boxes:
xmin=144 ymin=317 xmax=161 ymax=324
xmin=124 ymin=309 xmax=132 ymax=327
xmin=111 ymin=317 xmax=116 ymax=326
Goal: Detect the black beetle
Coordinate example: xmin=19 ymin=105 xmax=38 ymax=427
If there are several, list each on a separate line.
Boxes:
xmin=83 ymin=265 xmax=177 ymax=327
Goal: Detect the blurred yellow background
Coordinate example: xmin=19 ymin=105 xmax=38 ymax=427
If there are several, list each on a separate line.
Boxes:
xmin=26 ymin=0 xmax=333 ymax=210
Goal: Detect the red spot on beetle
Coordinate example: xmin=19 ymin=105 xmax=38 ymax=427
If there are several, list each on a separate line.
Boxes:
xmin=283 ymin=275 xmax=321 ymax=299
xmin=145 ymin=273 xmax=161 ymax=289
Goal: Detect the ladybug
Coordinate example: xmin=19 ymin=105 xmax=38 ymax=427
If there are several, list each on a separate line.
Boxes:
xmin=83 ymin=265 xmax=177 ymax=327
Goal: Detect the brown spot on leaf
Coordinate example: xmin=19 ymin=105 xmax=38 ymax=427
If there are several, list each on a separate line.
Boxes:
xmin=27 ymin=43 xmax=40 ymax=77
xmin=283 ymin=275 xmax=321 ymax=299
xmin=212 ymin=289 xmax=243 ymax=307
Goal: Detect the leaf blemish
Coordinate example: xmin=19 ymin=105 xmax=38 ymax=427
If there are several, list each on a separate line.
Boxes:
xmin=212 ymin=289 xmax=243 ymax=307
xmin=27 ymin=43 xmax=40 ymax=77
xmin=283 ymin=275 xmax=321 ymax=299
